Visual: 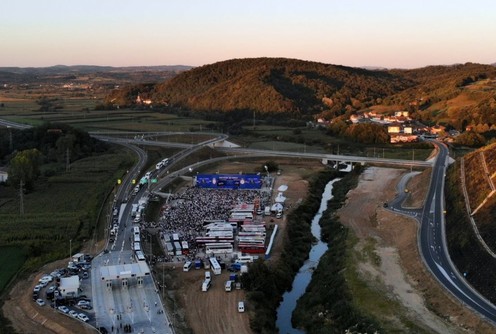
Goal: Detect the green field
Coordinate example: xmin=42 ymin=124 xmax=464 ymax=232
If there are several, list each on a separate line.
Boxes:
xmin=0 ymin=246 xmax=27 ymax=295
xmin=0 ymin=148 xmax=135 ymax=271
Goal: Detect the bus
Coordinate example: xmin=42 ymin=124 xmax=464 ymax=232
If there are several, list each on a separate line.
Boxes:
xmin=135 ymin=250 xmax=146 ymax=261
xmin=206 ymin=243 xmax=233 ymax=256
xmin=134 ymin=234 xmax=140 ymax=243
xmin=209 ymin=257 xmax=222 ymax=275
xmin=133 ymin=242 xmax=141 ymax=251
xmin=133 ymin=226 xmax=140 ymax=236
xmin=181 ymin=241 xmax=189 ymax=255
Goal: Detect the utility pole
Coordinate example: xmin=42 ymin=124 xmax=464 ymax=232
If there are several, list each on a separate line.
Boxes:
xmin=66 ymin=148 xmax=70 ymax=172
xmin=7 ymin=126 xmax=13 ymax=151
xmin=19 ymin=179 xmax=24 ymax=215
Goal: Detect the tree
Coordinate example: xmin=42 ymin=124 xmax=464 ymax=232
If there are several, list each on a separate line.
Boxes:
xmin=8 ymin=148 xmax=42 ymax=191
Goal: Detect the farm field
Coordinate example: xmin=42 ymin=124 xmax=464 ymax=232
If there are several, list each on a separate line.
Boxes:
xmin=0 ymin=246 xmax=27 ymax=295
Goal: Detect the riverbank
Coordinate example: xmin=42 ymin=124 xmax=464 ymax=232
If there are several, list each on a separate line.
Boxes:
xmin=292 ymin=166 xmax=493 ymax=333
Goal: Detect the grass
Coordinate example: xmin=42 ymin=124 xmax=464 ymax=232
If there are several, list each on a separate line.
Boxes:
xmin=344 ymin=234 xmax=431 ymax=334
xmin=0 ymin=148 xmax=134 ymax=272
xmin=0 ymin=246 xmax=27 ymax=294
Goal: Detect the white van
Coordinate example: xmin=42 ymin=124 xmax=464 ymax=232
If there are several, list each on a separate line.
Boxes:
xmin=155 ymin=162 xmax=163 ymax=170
xmin=183 ymin=261 xmax=192 ymax=272
xmin=238 ymin=301 xmax=245 ymax=312
xmin=202 ymin=279 xmax=211 ymax=292
xmin=205 ymin=271 xmax=211 ymax=280
xmin=225 ymin=280 xmax=232 ymax=292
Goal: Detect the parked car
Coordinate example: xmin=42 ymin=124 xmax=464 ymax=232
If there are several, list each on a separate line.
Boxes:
xmin=69 ymin=310 xmax=78 ymax=318
xmin=77 ymin=300 xmax=91 ymax=307
xmin=57 ymin=305 xmax=69 ymax=313
xmin=79 ymin=304 xmax=93 ymax=310
xmin=33 ymin=285 xmax=42 ymax=293
xmin=35 ymin=298 xmax=45 ymax=306
xmin=77 ymin=313 xmax=89 ymax=322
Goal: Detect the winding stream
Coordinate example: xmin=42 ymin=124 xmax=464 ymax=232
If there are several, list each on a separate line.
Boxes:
xmin=276 ymin=178 xmax=340 ymax=334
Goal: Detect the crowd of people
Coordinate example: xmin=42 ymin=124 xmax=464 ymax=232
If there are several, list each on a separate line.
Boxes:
xmin=157 ymin=185 xmax=271 ymax=261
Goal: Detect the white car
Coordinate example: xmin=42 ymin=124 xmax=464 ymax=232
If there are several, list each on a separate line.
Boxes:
xmin=57 ymin=305 xmax=69 ymax=313
xmin=35 ymin=298 xmax=45 ymax=306
xmin=33 ymin=285 xmax=42 ymax=292
xmin=69 ymin=310 xmax=78 ymax=318
xmin=77 ymin=300 xmax=90 ymax=307
xmin=77 ymin=313 xmax=89 ymax=322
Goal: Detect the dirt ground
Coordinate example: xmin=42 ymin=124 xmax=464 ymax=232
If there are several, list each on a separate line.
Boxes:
xmin=2 ymin=259 xmax=95 ymax=334
xmin=5 ymin=161 xmax=496 ymax=334
xmin=338 ymin=166 xmax=495 ymax=333
xmin=172 ymin=160 xmax=321 ymax=334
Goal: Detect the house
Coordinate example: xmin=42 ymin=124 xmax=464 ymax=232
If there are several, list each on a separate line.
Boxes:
xmin=387 ymin=125 xmax=401 ymax=134
xmin=0 ymin=167 xmax=8 ymax=182
xmin=394 ymin=111 xmax=410 ymax=118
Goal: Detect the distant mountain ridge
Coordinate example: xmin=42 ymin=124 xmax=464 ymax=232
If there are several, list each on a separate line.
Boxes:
xmin=0 ymin=64 xmax=193 ymax=74
xmin=0 ymin=65 xmax=193 ymax=85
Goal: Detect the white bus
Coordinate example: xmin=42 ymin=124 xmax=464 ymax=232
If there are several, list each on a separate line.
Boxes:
xmin=135 ymin=250 xmax=146 ymax=261
xmin=134 ymin=234 xmax=140 ymax=243
xmin=133 ymin=242 xmax=141 ymax=251
xmin=209 ymin=257 xmax=222 ymax=275
xmin=133 ymin=226 xmax=140 ymax=236
xmin=206 ymin=243 xmax=233 ymax=256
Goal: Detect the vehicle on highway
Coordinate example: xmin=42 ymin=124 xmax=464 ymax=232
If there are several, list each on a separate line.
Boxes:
xmin=35 ymin=298 xmax=45 ymax=306
xmin=57 ymin=305 xmax=69 ymax=313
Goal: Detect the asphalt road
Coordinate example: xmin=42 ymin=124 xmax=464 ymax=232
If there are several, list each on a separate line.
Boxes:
xmin=390 ymin=141 xmax=496 ymax=325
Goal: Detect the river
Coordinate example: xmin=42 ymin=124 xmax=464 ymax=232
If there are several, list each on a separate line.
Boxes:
xmin=275 ymin=178 xmax=341 ymax=334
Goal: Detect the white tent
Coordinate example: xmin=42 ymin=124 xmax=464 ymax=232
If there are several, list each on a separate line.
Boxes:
xmin=271 ymin=203 xmax=283 ymax=212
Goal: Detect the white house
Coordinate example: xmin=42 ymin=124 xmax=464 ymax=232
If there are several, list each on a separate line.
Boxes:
xmin=0 ymin=168 xmax=8 ymax=182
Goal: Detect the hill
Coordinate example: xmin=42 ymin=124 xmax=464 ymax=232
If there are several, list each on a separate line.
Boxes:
xmin=106 ymin=57 xmax=413 ymax=116
xmin=106 ymin=58 xmax=496 ymax=131
xmin=446 ymin=142 xmax=496 ymax=303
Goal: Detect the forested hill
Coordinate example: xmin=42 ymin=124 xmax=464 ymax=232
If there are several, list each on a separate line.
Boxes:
xmin=106 ymin=58 xmax=414 ymax=116
xmin=106 ymin=58 xmax=496 ymax=128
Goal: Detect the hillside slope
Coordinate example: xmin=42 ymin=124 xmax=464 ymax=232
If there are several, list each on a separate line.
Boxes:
xmin=107 ymin=57 xmax=413 ymax=116
xmin=446 ymin=142 xmax=496 ymax=303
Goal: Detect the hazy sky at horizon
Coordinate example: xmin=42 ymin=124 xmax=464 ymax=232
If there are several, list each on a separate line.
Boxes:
xmin=1 ymin=0 xmax=495 ymax=69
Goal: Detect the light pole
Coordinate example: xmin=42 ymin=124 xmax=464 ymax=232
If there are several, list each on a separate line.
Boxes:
xmin=69 ymin=239 xmax=72 ymax=259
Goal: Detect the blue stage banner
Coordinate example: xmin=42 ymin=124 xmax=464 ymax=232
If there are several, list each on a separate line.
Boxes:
xmin=195 ymin=174 xmax=262 ymax=189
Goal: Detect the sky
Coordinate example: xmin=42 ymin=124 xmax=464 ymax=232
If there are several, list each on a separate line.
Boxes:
xmin=1 ymin=0 xmax=495 ymax=69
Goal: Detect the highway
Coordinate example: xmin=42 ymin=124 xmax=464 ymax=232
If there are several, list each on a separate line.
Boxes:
xmin=3 ymin=119 xmax=496 ymax=327
xmin=392 ymin=141 xmax=496 ymax=325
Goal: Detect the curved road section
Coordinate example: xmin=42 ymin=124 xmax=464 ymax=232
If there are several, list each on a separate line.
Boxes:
xmin=418 ymin=142 xmax=496 ymax=324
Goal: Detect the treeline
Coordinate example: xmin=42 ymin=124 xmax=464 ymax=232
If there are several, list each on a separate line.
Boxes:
xmin=240 ymin=169 xmax=341 ymax=333
xmin=0 ymin=123 xmax=108 ymax=189
xmin=291 ymin=166 xmax=382 ymax=333
xmin=240 ymin=166 xmax=383 ymax=333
